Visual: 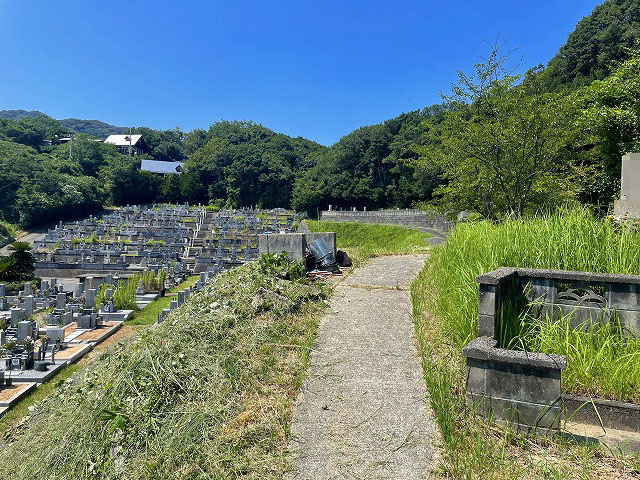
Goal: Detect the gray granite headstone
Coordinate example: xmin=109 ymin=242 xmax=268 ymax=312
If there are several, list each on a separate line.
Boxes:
xmin=23 ymin=283 xmax=33 ymax=296
xmin=10 ymin=308 xmax=23 ymax=327
xmin=78 ymin=315 xmax=92 ymax=329
xmin=48 ymin=328 xmax=65 ymax=343
xmin=17 ymin=321 xmax=33 ymax=341
xmin=0 ymin=284 xmax=5 ymax=297
xmin=23 ymin=296 xmax=34 ymax=318
xmin=56 ymin=293 xmax=66 ymax=309
xmin=63 ymin=311 xmax=73 ymax=325
xmin=85 ymin=289 xmax=96 ymax=309
xmin=177 ymin=291 xmax=185 ymax=306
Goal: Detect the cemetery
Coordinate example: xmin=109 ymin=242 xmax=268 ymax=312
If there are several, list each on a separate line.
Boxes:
xmin=0 ymin=204 xmax=335 ymax=414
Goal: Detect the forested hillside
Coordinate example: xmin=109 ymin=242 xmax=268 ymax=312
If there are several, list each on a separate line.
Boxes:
xmin=545 ymin=0 xmax=640 ymax=90
xmin=1 ymin=0 xmax=639 ymax=226
xmin=0 ymin=110 xmax=127 ymax=138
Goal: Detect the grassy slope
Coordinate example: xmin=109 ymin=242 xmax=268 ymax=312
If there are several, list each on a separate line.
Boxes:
xmin=0 ymin=277 xmax=201 ymax=437
xmin=306 ymin=220 xmax=432 ymax=265
xmin=411 ymin=209 xmax=640 ymax=478
xmin=0 ymin=262 xmax=328 ymax=479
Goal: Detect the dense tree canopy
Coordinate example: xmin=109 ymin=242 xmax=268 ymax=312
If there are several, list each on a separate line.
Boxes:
xmin=545 ymin=0 xmax=640 ymax=90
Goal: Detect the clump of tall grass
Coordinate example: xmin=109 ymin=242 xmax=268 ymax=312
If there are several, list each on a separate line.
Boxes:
xmin=509 ymin=314 xmax=640 ymax=403
xmin=426 ymin=208 xmax=640 ymax=347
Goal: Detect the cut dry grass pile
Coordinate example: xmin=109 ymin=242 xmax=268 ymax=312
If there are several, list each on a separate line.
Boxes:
xmin=306 ymin=220 xmax=431 ymax=265
xmin=0 ymin=260 xmax=329 ymax=479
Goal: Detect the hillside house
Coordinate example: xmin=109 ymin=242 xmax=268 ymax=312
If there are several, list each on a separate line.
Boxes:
xmin=104 ymin=134 xmax=150 ymax=155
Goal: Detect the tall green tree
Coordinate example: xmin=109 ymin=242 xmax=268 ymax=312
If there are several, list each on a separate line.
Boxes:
xmin=0 ymin=242 xmax=35 ymax=281
xmin=417 ymin=47 xmax=577 ymax=218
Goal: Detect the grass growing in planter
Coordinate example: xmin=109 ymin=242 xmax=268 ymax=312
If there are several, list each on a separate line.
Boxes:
xmin=306 ymin=220 xmax=431 ymax=265
xmin=510 ymin=315 xmax=640 ymax=403
xmin=426 ymin=208 xmax=640 ymax=348
xmin=411 ymin=266 xmax=640 ymax=478
xmin=412 ymin=208 xmax=640 ymax=477
xmin=0 ymin=257 xmax=329 ymax=478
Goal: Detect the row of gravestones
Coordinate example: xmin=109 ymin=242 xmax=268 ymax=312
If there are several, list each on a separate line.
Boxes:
xmin=34 ymin=205 xmax=204 ymax=272
xmin=156 ymin=270 xmax=216 ymax=325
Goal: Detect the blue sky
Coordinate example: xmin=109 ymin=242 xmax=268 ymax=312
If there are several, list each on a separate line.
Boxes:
xmin=0 ymin=0 xmax=601 ymax=145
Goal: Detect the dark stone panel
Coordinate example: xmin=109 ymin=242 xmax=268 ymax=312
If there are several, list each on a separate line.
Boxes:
xmin=478 ymin=314 xmax=495 ymax=337
xmin=485 ymin=359 xmax=561 ymax=404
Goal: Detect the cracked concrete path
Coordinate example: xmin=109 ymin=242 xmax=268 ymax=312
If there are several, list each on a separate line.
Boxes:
xmin=287 ymin=254 xmax=439 ymax=480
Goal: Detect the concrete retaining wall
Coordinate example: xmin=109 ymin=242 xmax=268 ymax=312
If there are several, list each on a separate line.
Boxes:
xmin=320 ymin=209 xmax=453 ymax=232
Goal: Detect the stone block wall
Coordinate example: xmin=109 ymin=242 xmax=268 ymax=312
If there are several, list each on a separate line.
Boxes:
xmin=463 ymin=336 xmax=566 ymax=429
xmin=258 ymin=232 xmax=336 ymax=261
xmin=320 ymin=209 xmax=453 ymax=232
xmin=467 ymin=266 xmax=640 ymax=431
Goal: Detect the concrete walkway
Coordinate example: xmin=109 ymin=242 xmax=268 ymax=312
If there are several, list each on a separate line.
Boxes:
xmin=288 ymin=255 xmax=439 ymax=479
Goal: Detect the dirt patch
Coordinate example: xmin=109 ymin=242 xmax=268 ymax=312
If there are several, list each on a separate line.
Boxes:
xmin=0 ymin=384 xmax=32 ymax=403
xmin=73 ymin=322 xmax=119 ymax=342
xmin=55 ymin=345 xmax=87 ymax=360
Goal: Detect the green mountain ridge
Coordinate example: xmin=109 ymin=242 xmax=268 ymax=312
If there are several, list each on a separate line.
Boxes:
xmin=0 ymin=110 xmax=127 ymax=137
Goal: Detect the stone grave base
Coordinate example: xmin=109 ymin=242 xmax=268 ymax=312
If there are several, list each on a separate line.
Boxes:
xmin=101 ymin=310 xmax=133 ymax=321
xmin=49 ymin=343 xmax=93 ymax=364
xmin=69 ymin=321 xmax=122 ymax=345
xmin=135 ymin=293 xmax=160 ymax=309
xmin=6 ymin=362 xmax=65 ymax=383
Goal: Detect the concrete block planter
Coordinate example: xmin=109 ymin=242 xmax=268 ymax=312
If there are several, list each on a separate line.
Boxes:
xmin=463 ymin=336 xmax=566 ymax=429
xmin=465 ymin=267 xmax=640 ymax=433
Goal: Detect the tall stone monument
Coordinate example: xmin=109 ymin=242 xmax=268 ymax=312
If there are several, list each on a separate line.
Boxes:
xmin=614 ymin=153 xmax=640 ymax=217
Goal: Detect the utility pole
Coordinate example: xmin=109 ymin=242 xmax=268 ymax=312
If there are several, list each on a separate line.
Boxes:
xmin=129 ymin=127 xmax=132 ymax=157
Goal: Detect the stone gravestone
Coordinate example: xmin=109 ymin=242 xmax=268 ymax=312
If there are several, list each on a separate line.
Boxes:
xmin=17 ymin=321 xmax=33 ymax=341
xmin=23 ymin=283 xmax=33 ymax=296
xmin=48 ymin=328 xmax=65 ymax=344
xmin=56 ymin=293 xmax=67 ymax=309
xmin=0 ymin=284 xmax=5 ymax=297
xmin=615 ymin=153 xmax=640 ymax=217
xmin=63 ymin=311 xmax=74 ymax=325
xmin=85 ymin=289 xmax=97 ymax=309
xmin=73 ymin=283 xmax=83 ymax=299
xmin=23 ymin=296 xmax=34 ymax=318
xmin=10 ymin=308 xmax=23 ymax=327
